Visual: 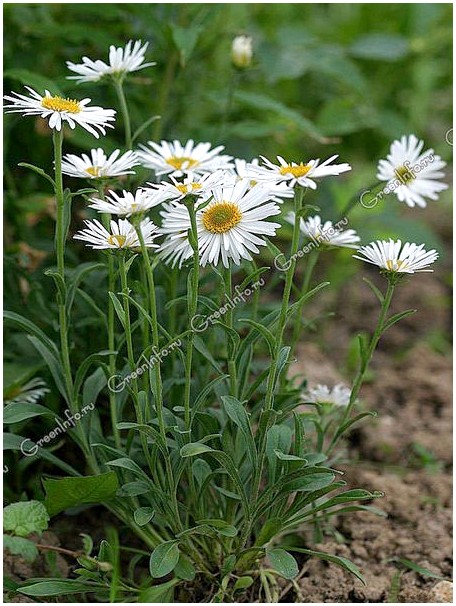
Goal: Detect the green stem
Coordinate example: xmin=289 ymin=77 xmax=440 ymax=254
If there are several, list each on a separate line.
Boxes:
xmin=53 ymin=128 xmax=95 ymax=468
xmin=345 ymin=279 xmax=396 ymax=419
xmin=98 ymin=185 xmax=121 ymax=449
xmin=113 ymin=78 xmax=132 ymax=150
xmin=290 ymin=249 xmax=320 ymax=357
xmin=328 ymin=279 xmax=396 ymax=454
xmin=184 ymin=198 xmax=200 ymax=432
xmin=249 ymin=187 xmax=304 ymax=514
xmin=135 ymin=224 xmax=183 ymax=533
xmin=224 ymin=267 xmax=238 ymax=397
xmin=118 ymin=254 xmax=157 ymax=478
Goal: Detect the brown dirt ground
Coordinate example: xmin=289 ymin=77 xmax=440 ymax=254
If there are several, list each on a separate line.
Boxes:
xmin=289 ymin=268 xmax=452 ymax=603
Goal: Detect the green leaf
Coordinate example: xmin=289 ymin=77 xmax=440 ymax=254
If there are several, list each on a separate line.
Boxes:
xmin=109 ymin=292 xmax=126 ymax=329
xmin=3 ymin=500 xmax=49 ymax=537
xmin=138 ymin=579 xmax=179 ymax=603
xmin=221 ymin=395 xmax=257 ymax=467
xmin=3 ymin=433 xmax=79 ymax=477
xmin=18 ymin=580 xmax=97 ymax=597
xmin=266 ymin=424 xmax=293 ymax=484
xmin=196 ymin=519 xmax=238 ymax=537
xmin=116 ymin=481 xmax=151 ymax=497
xmin=382 ymin=309 xmax=417 ymax=332
xmin=283 ymin=470 xmax=335 ymax=492
xmin=239 ymin=318 xmax=275 ymax=357
xmin=180 ymin=442 xmax=214 ymax=457
xmin=174 ymin=554 xmax=196 ymax=581
xmin=362 ymin=277 xmax=384 ymax=304
xmin=134 ymin=507 xmax=155 ymax=527
xmin=3 ymin=402 xmax=54 ymax=424
xmin=392 ymin=557 xmax=450 ymax=581
xmin=255 ymin=518 xmax=284 ymax=547
xmin=233 ymin=576 xmax=254 ymax=592
xmin=170 ymin=24 xmax=202 ymax=67
xmin=43 ymin=472 xmax=119 ymax=516
xmin=17 ymin=162 xmax=55 ymax=188
xmin=149 ymin=541 xmax=180 ymax=578
xmin=27 ymin=335 xmax=68 ymax=403
xmin=267 ymin=548 xmax=299 ymax=580
xmin=289 ymin=547 xmax=366 ymax=584
xmin=3 ymin=535 xmax=38 ymax=562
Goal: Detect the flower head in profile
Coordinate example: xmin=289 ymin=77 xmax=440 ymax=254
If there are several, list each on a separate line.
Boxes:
xmin=3 ymin=87 xmax=115 ymax=137
xmin=286 ymin=213 xmax=360 ymax=249
xmin=67 ymin=40 xmax=156 ymax=83
xmin=74 ymin=217 xmax=158 ymax=250
xmin=377 ymin=134 xmax=447 ymax=208
xmin=232 ymin=158 xmax=294 ymax=203
xmin=136 ymin=139 xmax=234 ymax=177
xmin=88 ymin=188 xmax=167 ymax=217
xmin=231 ymin=35 xmax=253 ymax=69
xmin=305 ymin=384 xmax=351 ymax=408
xmin=4 ymin=378 xmax=49 ymax=406
xmin=158 ymin=201 xmax=195 ymax=268
xmin=353 ymin=239 xmax=439 ymax=275
xmin=250 ymin=155 xmax=351 ymax=189
xmin=148 ymin=171 xmax=224 ymax=203
xmin=197 ymin=177 xmax=281 ymax=267
xmin=61 ymin=148 xmax=138 ymax=180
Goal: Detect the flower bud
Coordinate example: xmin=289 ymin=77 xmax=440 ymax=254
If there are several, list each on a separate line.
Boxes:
xmin=231 ymin=35 xmax=253 ymax=69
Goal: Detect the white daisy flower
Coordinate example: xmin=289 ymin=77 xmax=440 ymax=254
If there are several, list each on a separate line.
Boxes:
xmin=74 ymin=217 xmax=158 ymax=250
xmin=3 ymin=87 xmax=116 ymax=137
xmin=286 ymin=213 xmax=360 ymax=249
xmin=88 ymin=188 xmax=167 ymax=217
xmin=353 ymin=239 xmax=439 ymax=274
xmin=66 ymin=40 xmax=156 ymax=83
xmin=197 ymin=178 xmax=281 ymax=267
xmin=147 ymin=171 xmax=224 ymax=203
xmin=136 ymin=139 xmax=234 ymax=177
xmin=232 ymin=158 xmax=294 ymax=203
xmin=4 ymin=378 xmax=49 ymax=406
xmin=305 ymin=384 xmax=351 ymax=407
xmin=61 ymin=148 xmax=139 ymax=180
xmin=377 ymin=134 xmax=448 ymax=208
xmin=249 ymin=154 xmax=351 ymax=189
xmin=158 ymin=201 xmax=194 ymax=268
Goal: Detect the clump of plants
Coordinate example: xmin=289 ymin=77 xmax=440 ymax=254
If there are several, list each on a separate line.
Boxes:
xmin=3 ymin=38 xmax=446 ymax=602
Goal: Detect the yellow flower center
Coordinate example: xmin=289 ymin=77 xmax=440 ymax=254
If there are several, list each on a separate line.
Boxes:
xmin=394 ymin=165 xmax=415 ymax=184
xmin=202 ymin=202 xmax=242 ymax=234
xmin=176 ymin=182 xmax=201 ymax=194
xmin=85 ymin=166 xmax=101 ymax=177
xmin=107 ymin=234 xmax=127 ymax=247
xmin=279 ymin=162 xmax=312 ymax=178
xmin=41 ymin=95 xmax=81 ymax=113
xmin=386 ymin=259 xmax=406 ymax=272
xmin=166 ymin=156 xmax=200 ymax=171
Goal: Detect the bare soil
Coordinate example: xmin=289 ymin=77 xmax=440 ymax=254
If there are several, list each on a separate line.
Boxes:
xmin=290 ymin=268 xmax=452 ymax=603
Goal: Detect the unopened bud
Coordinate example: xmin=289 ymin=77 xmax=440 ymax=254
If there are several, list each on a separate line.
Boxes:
xmin=231 ymin=35 xmax=253 ymax=69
